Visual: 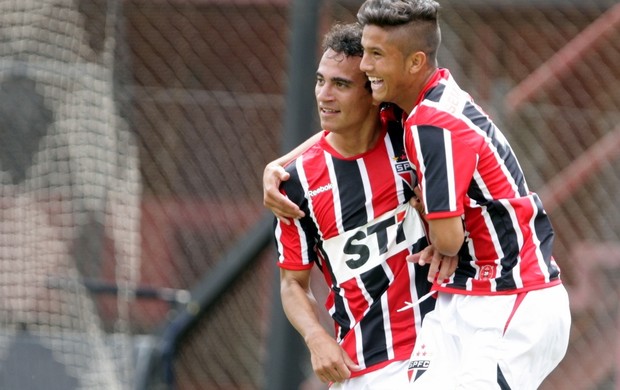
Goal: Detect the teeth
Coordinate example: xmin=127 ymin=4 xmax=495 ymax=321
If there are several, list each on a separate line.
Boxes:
xmin=368 ymin=76 xmax=382 ymax=83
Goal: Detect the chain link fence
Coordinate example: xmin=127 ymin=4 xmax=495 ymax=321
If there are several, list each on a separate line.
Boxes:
xmin=0 ymin=0 xmax=619 ymax=389
xmin=134 ymin=1 xmax=620 ymax=388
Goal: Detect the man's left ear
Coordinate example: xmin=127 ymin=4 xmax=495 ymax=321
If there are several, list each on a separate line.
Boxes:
xmin=408 ymin=52 xmax=427 ymax=74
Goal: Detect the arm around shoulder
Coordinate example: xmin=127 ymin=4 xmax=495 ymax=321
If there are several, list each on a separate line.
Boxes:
xmin=263 ymin=132 xmax=322 ymax=222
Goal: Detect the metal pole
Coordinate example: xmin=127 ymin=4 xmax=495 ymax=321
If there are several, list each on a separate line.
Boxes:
xmin=264 ymin=0 xmax=322 ymax=389
xmin=280 ymin=0 xmax=322 ymax=152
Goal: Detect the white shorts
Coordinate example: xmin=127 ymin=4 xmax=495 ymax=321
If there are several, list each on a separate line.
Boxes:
xmin=409 ymin=284 xmax=571 ymax=390
xmin=330 ymin=360 xmax=409 ymax=390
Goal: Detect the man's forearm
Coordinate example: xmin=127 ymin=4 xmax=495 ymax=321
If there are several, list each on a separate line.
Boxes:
xmin=427 ymin=216 xmax=465 ymax=256
xmin=280 ymin=277 xmax=327 ymax=343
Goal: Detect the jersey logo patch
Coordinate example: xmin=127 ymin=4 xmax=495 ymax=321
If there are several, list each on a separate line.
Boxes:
xmin=393 ymin=151 xmax=411 ymax=173
xmin=408 ymin=343 xmax=433 ymax=382
xmin=480 ymin=265 xmax=496 ymax=281
xmin=395 ymin=160 xmax=411 ymax=173
xmin=307 ymin=183 xmax=333 ymax=198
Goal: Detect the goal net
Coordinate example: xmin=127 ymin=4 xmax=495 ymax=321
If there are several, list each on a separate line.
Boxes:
xmin=0 ymin=0 xmax=140 ymax=389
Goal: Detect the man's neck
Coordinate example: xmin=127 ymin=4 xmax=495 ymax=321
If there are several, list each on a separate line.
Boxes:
xmin=401 ymin=67 xmax=438 ymax=114
xmin=325 ymin=117 xmax=382 ymax=158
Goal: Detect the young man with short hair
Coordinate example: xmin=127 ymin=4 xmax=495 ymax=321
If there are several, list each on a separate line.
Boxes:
xmin=356 ymin=1 xmax=571 ymax=388
xmin=272 ymin=22 xmax=440 ymax=389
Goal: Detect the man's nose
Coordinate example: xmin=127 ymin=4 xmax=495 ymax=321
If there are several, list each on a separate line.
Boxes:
xmin=360 ymin=54 xmax=371 ymax=73
xmin=316 ymin=84 xmax=332 ymax=101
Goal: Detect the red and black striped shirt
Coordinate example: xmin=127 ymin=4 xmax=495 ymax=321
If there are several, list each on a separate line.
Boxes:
xmin=274 ymin=105 xmax=433 ymax=377
xmin=404 ymin=68 xmax=562 ymax=295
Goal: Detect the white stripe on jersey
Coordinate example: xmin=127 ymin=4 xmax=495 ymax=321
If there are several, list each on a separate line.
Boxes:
xmin=357 ymin=158 xmax=375 ymax=221
xmin=353 ymin=305 xmax=366 ymax=368
xmin=357 ymin=275 xmax=374 ymax=307
xmin=498 ymin=198 xmax=524 ymax=288
xmin=443 ymin=129 xmax=457 ymax=212
xmin=407 ymin=261 xmax=425 ymax=330
xmin=410 ymin=126 xmax=427 ymax=210
xmin=333 ymin=288 xmax=358 ymax=354
xmin=464 ymin=238 xmax=475 ymax=291
xmin=294 ymin=218 xmax=311 ymax=266
xmin=297 ymin=157 xmax=324 ymax=240
xmin=381 ymin=292 xmax=395 ymax=360
xmin=275 ymin=222 xmax=284 ymax=264
xmin=528 ymin=195 xmax=552 ymax=283
xmin=472 ymin=169 xmax=488 ymax=201
xmin=381 ymin=262 xmax=396 ymax=360
xmin=478 ymin=203 xmax=502 ymax=292
xmin=324 ymin=151 xmax=345 ymax=235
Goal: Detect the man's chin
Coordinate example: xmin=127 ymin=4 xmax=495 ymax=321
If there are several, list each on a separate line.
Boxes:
xmin=319 ymin=119 xmax=334 ymax=130
xmin=371 ymin=91 xmax=387 ymax=103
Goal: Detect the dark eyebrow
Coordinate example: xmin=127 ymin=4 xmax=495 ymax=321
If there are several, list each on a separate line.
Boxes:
xmin=331 ymin=77 xmax=353 ymax=86
xmin=316 ymin=71 xmax=354 ymax=86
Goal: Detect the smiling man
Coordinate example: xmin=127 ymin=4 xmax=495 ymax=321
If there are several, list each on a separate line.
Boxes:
xmin=272 ymin=22 xmax=437 ymax=389
xmin=357 ymin=1 xmax=571 ymax=389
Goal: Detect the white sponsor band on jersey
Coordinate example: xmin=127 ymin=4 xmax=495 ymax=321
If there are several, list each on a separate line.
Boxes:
xmin=323 ymin=203 xmax=425 ymax=284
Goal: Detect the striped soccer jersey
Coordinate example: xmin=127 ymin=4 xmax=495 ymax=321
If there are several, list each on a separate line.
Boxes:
xmin=404 ymin=68 xmax=562 ymax=295
xmin=274 ymin=105 xmax=433 ymax=377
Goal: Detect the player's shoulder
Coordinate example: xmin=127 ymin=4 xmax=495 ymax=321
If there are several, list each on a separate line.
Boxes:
xmin=282 ymin=150 xmax=323 ymax=201
xmin=284 ymin=136 xmax=326 ymax=171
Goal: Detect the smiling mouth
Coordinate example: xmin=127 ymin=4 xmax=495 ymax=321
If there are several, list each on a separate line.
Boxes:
xmin=367 ymin=76 xmax=385 ymax=93
xmin=320 ymin=107 xmax=340 ymax=114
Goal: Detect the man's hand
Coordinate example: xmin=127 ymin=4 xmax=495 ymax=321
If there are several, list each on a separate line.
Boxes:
xmin=407 ymin=245 xmax=458 ymax=283
xmin=306 ymin=331 xmax=360 ymax=384
xmin=263 ymin=162 xmax=304 ymax=224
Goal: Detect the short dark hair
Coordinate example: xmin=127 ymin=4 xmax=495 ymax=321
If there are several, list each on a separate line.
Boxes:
xmin=322 ymin=23 xmax=364 ymax=57
xmin=357 ymin=0 xmax=441 ymax=63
